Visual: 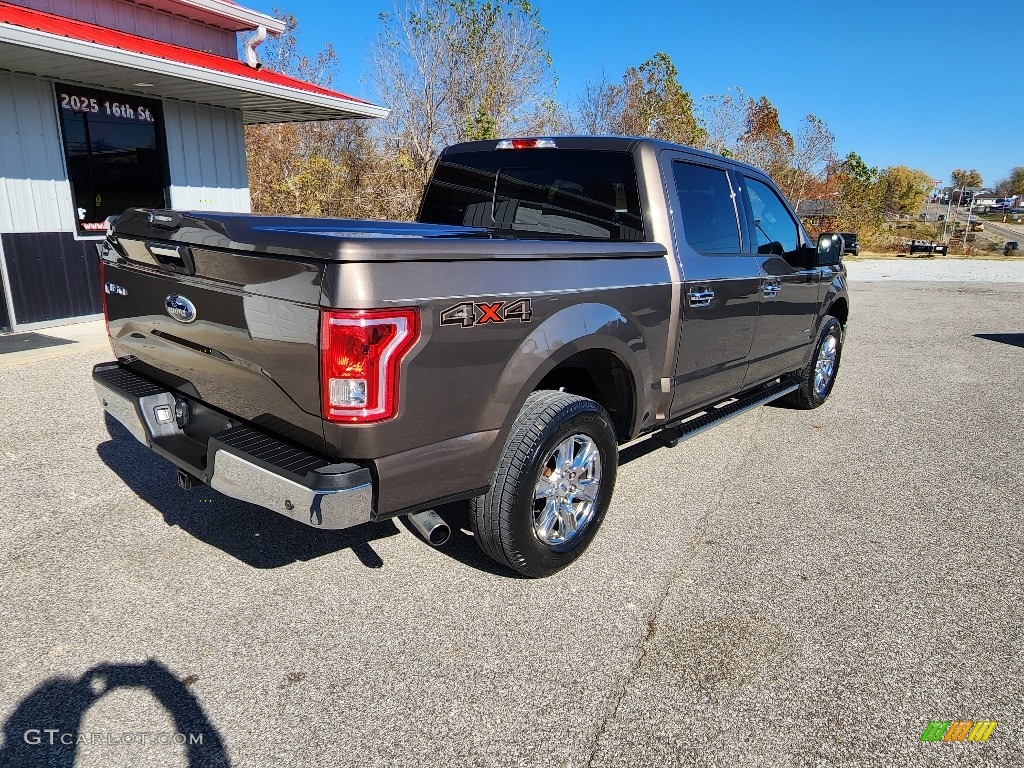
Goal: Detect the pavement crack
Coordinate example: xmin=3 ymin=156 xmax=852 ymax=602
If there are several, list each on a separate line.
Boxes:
xmin=582 ymin=412 xmax=764 ymax=768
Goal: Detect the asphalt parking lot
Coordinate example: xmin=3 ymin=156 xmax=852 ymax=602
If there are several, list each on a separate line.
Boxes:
xmin=1 ymin=273 xmax=1021 ymax=767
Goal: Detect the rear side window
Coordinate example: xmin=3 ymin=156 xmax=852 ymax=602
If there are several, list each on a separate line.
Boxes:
xmin=419 ymin=149 xmax=644 ymax=241
xmin=671 ymin=162 xmax=742 ymax=254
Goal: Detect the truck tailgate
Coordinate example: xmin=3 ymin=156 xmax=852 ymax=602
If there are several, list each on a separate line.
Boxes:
xmin=101 ymin=235 xmax=327 ymax=453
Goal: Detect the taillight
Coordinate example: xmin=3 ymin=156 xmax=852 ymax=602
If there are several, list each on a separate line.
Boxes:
xmin=99 ymin=258 xmax=110 ymax=335
xmin=320 ymin=308 xmax=419 ymax=423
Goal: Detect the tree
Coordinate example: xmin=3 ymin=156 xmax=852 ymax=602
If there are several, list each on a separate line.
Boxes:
xmin=950 ymin=168 xmax=983 ymax=188
xmin=994 ymin=167 xmax=1024 ymax=197
xmin=574 ymin=73 xmax=623 ymax=136
xmin=736 ymin=96 xmax=794 ymax=180
xmin=244 ymin=11 xmax=347 ymax=216
xmin=575 ymin=53 xmax=705 ymax=147
xmin=697 ymin=87 xmax=746 ymax=156
xmin=373 ymin=0 xmax=554 ymax=193
xmin=243 ymin=11 xmax=423 ymax=220
xmin=777 ymin=113 xmax=836 ymax=209
xmin=879 ymin=165 xmax=932 ymax=216
xmin=829 ymin=152 xmax=882 ymax=234
xmin=616 ymin=53 xmax=705 ymax=146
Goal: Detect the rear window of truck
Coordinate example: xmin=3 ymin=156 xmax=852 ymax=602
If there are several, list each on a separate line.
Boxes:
xmin=419 ymin=149 xmax=645 ymax=241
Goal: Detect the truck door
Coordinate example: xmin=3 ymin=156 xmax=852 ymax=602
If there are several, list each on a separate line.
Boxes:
xmin=668 ymin=159 xmax=761 ymax=416
xmin=739 ymin=175 xmax=822 ymax=384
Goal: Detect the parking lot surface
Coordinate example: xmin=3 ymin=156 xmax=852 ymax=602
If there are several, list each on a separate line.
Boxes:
xmin=846 ymin=258 xmax=1024 ymax=283
xmin=1 ymin=278 xmax=1021 ymax=767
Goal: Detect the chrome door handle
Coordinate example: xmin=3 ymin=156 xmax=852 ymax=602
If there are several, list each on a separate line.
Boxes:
xmin=687 ymin=289 xmax=714 ymax=307
xmin=761 ymin=281 xmax=780 ymax=298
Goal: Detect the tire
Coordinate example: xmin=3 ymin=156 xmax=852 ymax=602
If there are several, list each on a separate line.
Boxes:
xmin=471 ymin=390 xmax=618 ymax=578
xmin=782 ymin=316 xmax=844 ymax=410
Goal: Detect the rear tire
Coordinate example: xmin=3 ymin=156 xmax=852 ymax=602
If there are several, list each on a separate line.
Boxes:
xmin=782 ymin=316 xmax=844 ymax=409
xmin=471 ymin=390 xmax=618 ymax=578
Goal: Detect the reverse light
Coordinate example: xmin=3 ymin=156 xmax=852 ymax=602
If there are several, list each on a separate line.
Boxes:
xmin=495 ymin=138 xmax=557 ymax=150
xmin=320 ymin=308 xmax=419 ymax=423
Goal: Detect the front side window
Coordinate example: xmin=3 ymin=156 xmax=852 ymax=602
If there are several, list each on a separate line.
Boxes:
xmin=671 ymin=161 xmax=742 ymax=254
xmin=744 ymin=177 xmax=799 ymax=256
xmin=56 ymin=84 xmax=168 ymax=233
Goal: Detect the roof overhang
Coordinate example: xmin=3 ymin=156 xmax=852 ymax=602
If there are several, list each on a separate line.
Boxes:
xmin=138 ymin=0 xmax=286 ymax=34
xmin=0 ymin=3 xmax=387 ymax=123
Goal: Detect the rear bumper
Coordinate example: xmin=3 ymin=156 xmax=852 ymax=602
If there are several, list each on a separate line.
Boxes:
xmin=93 ymin=363 xmax=374 ymax=530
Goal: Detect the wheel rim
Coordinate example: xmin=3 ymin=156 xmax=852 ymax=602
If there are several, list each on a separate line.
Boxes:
xmin=532 ymin=433 xmax=602 ymax=547
xmin=814 ymin=333 xmax=839 ymax=398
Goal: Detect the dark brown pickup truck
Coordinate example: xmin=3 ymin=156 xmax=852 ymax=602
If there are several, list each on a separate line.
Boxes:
xmin=94 ymin=136 xmax=849 ymax=577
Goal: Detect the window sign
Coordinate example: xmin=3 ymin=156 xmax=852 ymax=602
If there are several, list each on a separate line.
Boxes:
xmin=55 ymin=84 xmax=168 ymax=233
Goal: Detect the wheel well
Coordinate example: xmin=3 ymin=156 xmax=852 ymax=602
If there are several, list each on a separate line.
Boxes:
xmin=535 ymin=350 xmax=635 ymax=442
xmin=827 ymin=297 xmax=848 ymax=327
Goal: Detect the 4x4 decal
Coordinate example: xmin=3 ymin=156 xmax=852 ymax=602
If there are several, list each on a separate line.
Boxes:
xmin=440 ymin=298 xmax=533 ymax=328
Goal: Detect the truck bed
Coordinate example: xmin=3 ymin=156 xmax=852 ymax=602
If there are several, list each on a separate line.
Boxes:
xmin=112 ymin=209 xmax=666 ymax=262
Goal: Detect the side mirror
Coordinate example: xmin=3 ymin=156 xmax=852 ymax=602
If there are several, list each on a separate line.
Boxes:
xmin=816 ymin=232 xmax=843 ymax=266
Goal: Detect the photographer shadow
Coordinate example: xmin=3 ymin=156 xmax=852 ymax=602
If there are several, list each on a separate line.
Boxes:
xmin=97 ymin=415 xmax=399 ymax=570
xmin=0 ymin=659 xmax=230 ymax=768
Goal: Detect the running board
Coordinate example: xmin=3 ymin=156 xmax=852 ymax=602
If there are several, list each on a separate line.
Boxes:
xmin=654 ymin=381 xmax=799 ymax=447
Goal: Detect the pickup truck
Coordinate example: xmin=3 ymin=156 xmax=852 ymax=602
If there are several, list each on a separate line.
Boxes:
xmin=94 ymin=136 xmax=849 ymax=577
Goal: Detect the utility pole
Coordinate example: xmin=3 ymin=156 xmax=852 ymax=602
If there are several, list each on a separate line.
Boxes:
xmin=942 ymin=190 xmax=956 ymax=243
xmin=963 ymin=195 xmax=976 ymax=252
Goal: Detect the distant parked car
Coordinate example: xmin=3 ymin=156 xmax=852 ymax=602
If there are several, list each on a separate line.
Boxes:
xmin=837 ymin=232 xmax=859 ymax=257
xmin=1006 ymin=241 xmax=1020 ymax=256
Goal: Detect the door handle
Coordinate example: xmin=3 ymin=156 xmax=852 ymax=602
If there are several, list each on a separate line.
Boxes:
xmin=761 ymin=281 xmax=781 ymax=298
xmin=687 ymin=289 xmax=714 ymax=307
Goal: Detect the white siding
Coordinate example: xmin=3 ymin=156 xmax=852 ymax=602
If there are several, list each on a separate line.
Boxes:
xmin=0 ymin=72 xmax=76 ymax=233
xmin=8 ymin=0 xmax=238 ymax=58
xmin=163 ymin=100 xmax=250 ymax=212
xmin=0 ymin=73 xmax=250 ymax=233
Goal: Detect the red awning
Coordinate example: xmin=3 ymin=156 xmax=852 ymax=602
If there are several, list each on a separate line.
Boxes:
xmin=0 ymin=1 xmax=387 ymax=122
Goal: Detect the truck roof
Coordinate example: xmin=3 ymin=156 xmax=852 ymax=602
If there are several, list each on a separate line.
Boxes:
xmin=441 ymin=136 xmax=770 ymax=177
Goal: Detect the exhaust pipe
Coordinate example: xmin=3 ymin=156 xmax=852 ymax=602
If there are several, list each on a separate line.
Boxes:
xmin=407 ymin=510 xmax=450 ymax=547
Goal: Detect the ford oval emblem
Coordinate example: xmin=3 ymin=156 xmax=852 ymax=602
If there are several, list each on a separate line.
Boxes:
xmin=165 ymin=294 xmax=197 ymax=324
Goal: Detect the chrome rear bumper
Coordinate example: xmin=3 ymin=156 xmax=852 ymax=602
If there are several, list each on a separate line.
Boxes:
xmin=93 ymin=363 xmax=374 ymax=530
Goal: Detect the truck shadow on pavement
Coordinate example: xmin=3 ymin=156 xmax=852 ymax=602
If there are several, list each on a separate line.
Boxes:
xmin=97 ymin=415 xmax=400 ymax=570
xmin=0 ymin=659 xmax=230 ymax=768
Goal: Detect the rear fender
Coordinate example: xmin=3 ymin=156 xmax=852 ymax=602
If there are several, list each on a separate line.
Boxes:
xmin=487 ymin=302 xmax=650 ymax=447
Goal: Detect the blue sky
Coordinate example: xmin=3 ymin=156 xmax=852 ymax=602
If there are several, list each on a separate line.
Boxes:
xmin=252 ymin=0 xmax=1022 ymax=187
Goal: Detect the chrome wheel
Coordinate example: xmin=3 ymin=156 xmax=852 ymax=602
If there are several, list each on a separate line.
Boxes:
xmin=814 ymin=333 xmax=839 ymax=398
xmin=532 ymin=433 xmax=602 ymax=547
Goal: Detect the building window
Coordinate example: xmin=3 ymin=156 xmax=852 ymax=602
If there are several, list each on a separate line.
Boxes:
xmin=55 ymin=84 xmax=168 ymax=234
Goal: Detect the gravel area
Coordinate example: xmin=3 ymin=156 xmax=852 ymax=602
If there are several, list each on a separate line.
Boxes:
xmin=846 ymin=258 xmax=1024 ymax=282
xmin=0 ymin=281 xmax=1021 ymax=767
